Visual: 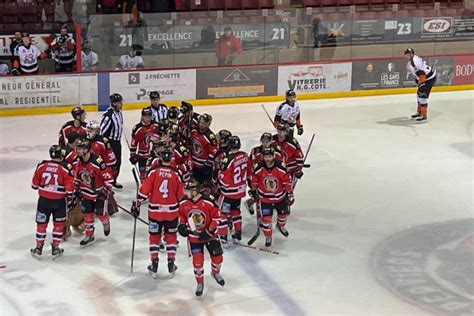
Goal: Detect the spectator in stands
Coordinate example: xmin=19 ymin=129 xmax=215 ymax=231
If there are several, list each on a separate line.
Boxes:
xmin=81 ymin=40 xmax=99 ymax=71
xmin=0 ymin=61 xmax=9 ymax=76
xmin=10 ymin=32 xmax=23 ymax=59
xmin=217 ymin=26 xmax=242 ymax=66
xmin=200 ymin=25 xmax=216 ymax=47
xmin=116 ymin=44 xmax=144 ymax=70
xmin=312 ymin=17 xmax=324 ymax=48
xmin=50 ymin=26 xmax=76 ymax=72
xmin=99 ymin=0 xmax=120 ymax=14
xmin=12 ymin=33 xmax=47 ymax=76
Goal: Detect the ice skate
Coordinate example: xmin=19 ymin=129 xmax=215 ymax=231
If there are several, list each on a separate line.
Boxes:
xmin=148 ymin=260 xmax=158 ymax=279
xmin=212 ymin=273 xmax=225 ymax=286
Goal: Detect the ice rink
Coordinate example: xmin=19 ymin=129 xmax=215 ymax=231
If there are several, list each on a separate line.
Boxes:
xmin=0 ymin=90 xmax=472 ymax=316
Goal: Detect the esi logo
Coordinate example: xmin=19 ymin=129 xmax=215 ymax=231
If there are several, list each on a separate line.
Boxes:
xmin=128 ymin=73 xmax=140 ymax=85
xmin=422 ymin=17 xmax=453 ymax=35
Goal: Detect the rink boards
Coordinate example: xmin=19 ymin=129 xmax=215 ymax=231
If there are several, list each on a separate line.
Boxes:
xmin=0 ymin=53 xmax=472 ymax=116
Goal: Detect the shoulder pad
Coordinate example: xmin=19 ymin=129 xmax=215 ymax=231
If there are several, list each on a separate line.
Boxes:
xmin=95 ymin=156 xmax=107 ymax=169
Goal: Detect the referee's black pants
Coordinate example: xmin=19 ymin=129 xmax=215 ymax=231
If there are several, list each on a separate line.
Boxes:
xmin=109 ymin=139 xmax=122 ymax=179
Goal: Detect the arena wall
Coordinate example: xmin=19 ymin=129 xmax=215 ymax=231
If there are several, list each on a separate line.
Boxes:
xmin=0 ymin=54 xmax=472 ymax=116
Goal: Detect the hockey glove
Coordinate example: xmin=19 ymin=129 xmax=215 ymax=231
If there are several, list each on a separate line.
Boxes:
xmin=287 ymin=192 xmax=295 ymax=206
xmin=66 ymin=194 xmax=76 ymax=210
xmin=178 ymin=223 xmax=190 ymax=237
xmin=297 ymin=125 xmax=304 ymax=136
xmin=198 ymin=229 xmax=213 ymax=242
xmin=294 ymin=169 xmax=304 ymax=179
xmin=130 ymin=201 xmax=140 ymax=218
xmin=129 ymin=154 xmax=138 ymax=165
xmin=248 ymin=189 xmax=257 ymax=200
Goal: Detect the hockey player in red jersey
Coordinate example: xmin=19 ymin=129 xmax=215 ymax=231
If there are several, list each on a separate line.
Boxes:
xmin=62 ymin=131 xmax=81 ymax=165
xmin=163 ymin=125 xmax=192 ymax=181
xmin=245 ymin=132 xmax=284 ymax=214
xmin=130 ymin=108 xmax=159 ymax=180
xmin=86 ymin=120 xmax=117 ymax=169
xmin=74 ymin=139 xmax=114 ymax=246
xmin=167 ymin=106 xmax=180 ymax=125
xmin=58 ymin=107 xmax=87 ymax=147
xmin=132 ymin=147 xmax=184 ymax=278
xmin=250 ymin=147 xmax=293 ymax=247
xmin=31 ymin=145 xmax=75 ymax=258
xmin=273 ymin=124 xmax=304 ymax=180
xmin=190 ymin=114 xmax=218 ymax=186
xmin=212 ymin=129 xmax=232 ymax=189
xmin=178 ymin=101 xmax=200 ymax=144
xmin=178 ymin=179 xmax=225 ymax=297
xmin=217 ymin=136 xmax=250 ymax=243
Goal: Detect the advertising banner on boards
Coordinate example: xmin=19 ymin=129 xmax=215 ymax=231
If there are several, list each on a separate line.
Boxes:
xmin=278 ymin=62 xmax=352 ymax=94
xmin=196 ymin=66 xmax=278 ymax=99
xmin=109 ymin=69 xmax=196 ymax=103
xmin=0 ymin=74 xmax=97 ymax=109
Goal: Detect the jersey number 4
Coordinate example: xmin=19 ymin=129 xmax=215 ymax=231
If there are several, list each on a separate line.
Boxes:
xmin=159 ymin=179 xmax=169 ymax=198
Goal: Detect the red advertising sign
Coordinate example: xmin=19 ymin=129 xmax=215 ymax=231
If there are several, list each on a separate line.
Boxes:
xmin=453 ymin=55 xmax=474 ymax=85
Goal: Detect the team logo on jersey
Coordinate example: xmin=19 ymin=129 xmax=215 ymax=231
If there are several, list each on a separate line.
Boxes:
xmin=192 ymin=140 xmax=203 ymax=155
xmin=264 ymin=176 xmax=278 ymax=192
xmin=79 ymin=170 xmax=93 ymax=186
xmin=371 ymin=219 xmax=474 ymax=315
xmin=188 ymin=210 xmax=206 ymax=231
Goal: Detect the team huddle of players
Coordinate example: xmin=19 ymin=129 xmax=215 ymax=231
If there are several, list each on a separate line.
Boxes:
xmin=30 ymin=89 xmax=305 ymax=296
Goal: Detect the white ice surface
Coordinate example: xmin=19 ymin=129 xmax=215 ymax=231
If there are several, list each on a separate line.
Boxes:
xmin=0 ymin=91 xmax=472 ymax=316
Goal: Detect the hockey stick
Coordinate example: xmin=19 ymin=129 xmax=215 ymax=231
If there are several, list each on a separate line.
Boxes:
xmin=233 ymin=241 xmax=280 ymax=256
xmin=247 ymin=199 xmax=261 ymax=246
xmin=293 ymin=133 xmax=316 ymax=189
xmin=117 ymin=204 xmax=149 ymax=226
xmin=130 ymin=167 xmax=141 ymax=274
xmin=261 ymin=104 xmax=275 ymax=127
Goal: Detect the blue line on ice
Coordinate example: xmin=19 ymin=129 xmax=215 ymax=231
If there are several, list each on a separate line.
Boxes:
xmin=234 ymin=248 xmax=307 ymax=316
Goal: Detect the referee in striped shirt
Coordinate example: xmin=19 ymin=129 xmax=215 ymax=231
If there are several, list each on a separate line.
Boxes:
xmin=100 ymin=93 xmax=124 ymax=189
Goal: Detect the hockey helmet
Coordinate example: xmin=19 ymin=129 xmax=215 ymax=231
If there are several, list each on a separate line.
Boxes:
xmin=199 ymin=113 xmax=212 ymax=124
xmin=86 ymin=120 xmax=100 ymax=138
xmin=404 ymin=48 xmax=415 ymax=55
xmin=217 ymin=129 xmax=232 ymax=145
xmin=76 ymin=139 xmax=91 ymax=150
xmin=184 ymin=178 xmax=201 ymax=192
xmin=277 ymin=124 xmax=288 ymax=132
xmin=262 ymin=147 xmax=275 ymax=157
xmin=49 ymin=144 xmax=63 ymax=159
xmin=227 ymin=135 xmax=241 ymax=150
xmin=167 ymin=124 xmax=180 ymax=141
xmin=160 ymin=146 xmax=173 ymax=163
xmin=71 ymin=106 xmax=85 ymax=119
xmin=180 ymin=101 xmax=193 ymax=114
xmin=149 ymin=91 xmax=160 ymax=100
xmin=157 ymin=119 xmax=170 ymax=134
xmin=168 ymin=106 xmax=180 ymax=120
xmin=141 ymin=108 xmax=152 ymax=117
xmin=286 ymin=89 xmax=296 ymax=98
xmin=110 ymin=93 xmax=123 ymax=103
xmin=260 ymin=132 xmax=272 ymax=142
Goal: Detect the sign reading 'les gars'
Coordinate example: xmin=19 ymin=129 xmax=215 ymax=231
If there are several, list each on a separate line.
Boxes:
xmin=0 ymin=74 xmax=97 ymax=109
xmin=278 ymin=62 xmax=352 ymax=94
xmin=109 ymin=69 xmax=196 ymax=103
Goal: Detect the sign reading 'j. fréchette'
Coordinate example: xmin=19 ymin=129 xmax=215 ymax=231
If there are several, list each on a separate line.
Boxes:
xmin=0 ymin=74 xmax=97 ymax=109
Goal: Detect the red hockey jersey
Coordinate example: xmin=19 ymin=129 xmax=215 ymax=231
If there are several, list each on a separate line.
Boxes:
xmin=272 ymin=136 xmax=304 ymax=173
xmin=190 ymin=128 xmax=218 ymax=169
xmin=218 ymin=151 xmax=250 ymax=199
xmin=89 ymin=135 xmax=117 ymax=167
xmin=73 ymin=154 xmax=114 ymax=200
xmin=249 ymin=145 xmax=284 ymax=170
xmin=32 ymin=160 xmax=74 ymax=200
xmin=250 ymin=161 xmax=292 ymax=203
xmin=146 ymin=143 xmax=191 ymax=180
xmin=178 ymin=113 xmax=199 ymax=143
xmin=130 ymin=122 xmax=159 ymax=158
xmin=138 ymin=165 xmax=184 ymax=221
xmin=63 ymin=146 xmax=78 ymax=166
xmin=178 ymin=195 xmax=221 ymax=243
xmin=58 ymin=121 xmax=87 ymax=146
